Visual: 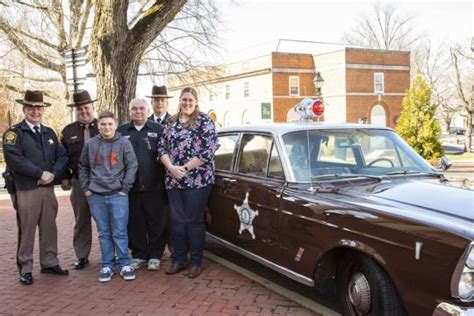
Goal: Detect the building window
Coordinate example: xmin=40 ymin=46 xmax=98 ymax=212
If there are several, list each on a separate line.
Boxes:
xmin=244 ymin=81 xmax=249 ymax=98
xmin=242 ymin=62 xmax=249 ymax=70
xmin=261 ymin=103 xmax=271 ymax=119
xmin=289 ymin=76 xmax=299 ymax=96
xmin=225 ymin=85 xmax=230 ymax=99
xmin=374 ymin=73 xmax=384 ymax=94
xmin=209 ymin=88 xmax=214 ymax=101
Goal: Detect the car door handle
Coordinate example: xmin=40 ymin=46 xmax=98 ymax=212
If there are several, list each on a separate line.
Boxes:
xmin=223 ymin=178 xmax=237 ymax=183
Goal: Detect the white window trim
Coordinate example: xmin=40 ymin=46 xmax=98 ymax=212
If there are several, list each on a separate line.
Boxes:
xmin=289 ymin=76 xmax=300 ymax=96
xmin=374 ymin=72 xmax=384 ymax=94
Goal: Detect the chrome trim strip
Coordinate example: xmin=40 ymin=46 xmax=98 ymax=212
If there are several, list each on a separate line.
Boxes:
xmin=450 ymin=241 xmax=474 ymax=300
xmin=415 ymin=242 xmax=423 ymax=260
xmin=206 ymin=232 xmax=315 ymax=287
xmin=432 ymin=302 xmax=474 ymax=316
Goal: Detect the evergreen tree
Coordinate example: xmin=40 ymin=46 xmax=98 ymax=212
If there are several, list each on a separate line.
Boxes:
xmin=395 ymin=75 xmax=444 ymax=160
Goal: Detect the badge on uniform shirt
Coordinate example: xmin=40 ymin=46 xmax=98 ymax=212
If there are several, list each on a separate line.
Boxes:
xmin=4 ymin=131 xmax=17 ymax=145
xmin=48 ymin=139 xmax=54 ymax=145
xmin=147 ymin=132 xmax=158 ymax=138
xmin=124 ymin=135 xmax=130 ymax=139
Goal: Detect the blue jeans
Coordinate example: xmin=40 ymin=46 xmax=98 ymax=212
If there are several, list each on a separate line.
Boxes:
xmin=87 ymin=193 xmax=130 ymax=270
xmin=167 ymin=186 xmax=212 ymax=267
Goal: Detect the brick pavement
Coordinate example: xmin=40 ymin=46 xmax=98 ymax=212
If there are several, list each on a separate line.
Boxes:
xmin=0 ymin=193 xmax=315 ymax=316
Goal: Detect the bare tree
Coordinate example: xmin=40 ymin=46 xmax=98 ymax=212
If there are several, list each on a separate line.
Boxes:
xmin=0 ymin=0 xmax=93 ymax=101
xmin=451 ymin=45 xmax=473 ymax=152
xmin=413 ymin=39 xmax=461 ymax=132
xmin=0 ymin=0 xmax=221 ymax=122
xmin=343 ymin=2 xmax=421 ymax=50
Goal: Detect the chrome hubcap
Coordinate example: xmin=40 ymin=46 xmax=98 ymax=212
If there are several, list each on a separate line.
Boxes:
xmin=347 ymin=272 xmax=371 ymax=315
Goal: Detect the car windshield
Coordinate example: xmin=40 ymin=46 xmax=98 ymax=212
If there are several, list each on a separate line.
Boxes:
xmin=282 ymin=128 xmax=435 ymax=182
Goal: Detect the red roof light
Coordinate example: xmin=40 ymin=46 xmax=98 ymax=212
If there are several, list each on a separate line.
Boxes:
xmin=312 ymin=99 xmax=324 ymax=116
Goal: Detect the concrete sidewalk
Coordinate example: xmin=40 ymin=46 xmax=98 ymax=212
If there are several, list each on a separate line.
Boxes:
xmin=0 ymin=195 xmax=315 ymax=316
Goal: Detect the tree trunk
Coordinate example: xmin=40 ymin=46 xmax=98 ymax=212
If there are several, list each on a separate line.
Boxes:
xmin=466 ymin=111 xmax=473 ymax=153
xmin=87 ymin=1 xmax=187 ymax=123
xmin=91 ymin=43 xmax=141 ymax=123
xmin=88 ymin=1 xmax=140 ymax=123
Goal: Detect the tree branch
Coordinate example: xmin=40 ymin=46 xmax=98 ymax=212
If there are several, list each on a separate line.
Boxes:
xmin=0 ymin=17 xmax=62 ymax=72
xmin=72 ymin=0 xmax=92 ymax=48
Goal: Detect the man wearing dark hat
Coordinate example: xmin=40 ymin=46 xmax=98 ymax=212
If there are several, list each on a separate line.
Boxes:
xmin=148 ymin=85 xmax=173 ymax=125
xmin=2 ymin=90 xmax=69 ymax=285
xmin=60 ymin=90 xmax=99 ymax=270
xmin=147 ymin=85 xmax=173 ymax=256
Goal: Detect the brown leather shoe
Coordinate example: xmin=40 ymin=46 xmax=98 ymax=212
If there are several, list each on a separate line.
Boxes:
xmin=165 ymin=262 xmax=186 ymax=275
xmin=187 ymin=266 xmax=201 ymax=278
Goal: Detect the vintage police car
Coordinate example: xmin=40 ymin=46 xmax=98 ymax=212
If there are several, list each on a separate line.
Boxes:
xmin=205 ymin=100 xmax=473 ymax=316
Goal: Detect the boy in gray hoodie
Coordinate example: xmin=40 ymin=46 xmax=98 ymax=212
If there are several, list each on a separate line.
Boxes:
xmin=79 ymin=111 xmax=138 ymax=282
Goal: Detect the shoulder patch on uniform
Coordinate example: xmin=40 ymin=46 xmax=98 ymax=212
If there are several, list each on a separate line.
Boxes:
xmin=4 ymin=130 xmax=17 ymax=145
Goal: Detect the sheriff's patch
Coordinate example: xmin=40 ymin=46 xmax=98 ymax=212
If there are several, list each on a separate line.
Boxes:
xmin=4 ymin=131 xmax=17 ymax=145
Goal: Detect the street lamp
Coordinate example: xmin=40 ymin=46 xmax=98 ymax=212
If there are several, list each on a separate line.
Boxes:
xmin=313 ymin=71 xmax=324 ymax=98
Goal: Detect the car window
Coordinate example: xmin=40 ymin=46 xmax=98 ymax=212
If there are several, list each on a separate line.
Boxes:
xmin=215 ymin=134 xmax=239 ymax=172
xmin=282 ymin=129 xmax=433 ymax=181
xmin=237 ymin=134 xmax=272 ymax=177
xmin=268 ymin=143 xmax=284 ymax=179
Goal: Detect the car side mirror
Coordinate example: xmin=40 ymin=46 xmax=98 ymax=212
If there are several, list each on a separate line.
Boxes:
xmin=439 ymin=156 xmax=452 ymax=171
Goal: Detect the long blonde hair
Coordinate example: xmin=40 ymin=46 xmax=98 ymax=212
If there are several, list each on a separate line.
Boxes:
xmin=171 ymin=87 xmax=200 ymax=129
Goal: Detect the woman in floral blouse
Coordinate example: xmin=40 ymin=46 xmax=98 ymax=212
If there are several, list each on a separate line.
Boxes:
xmin=157 ymin=87 xmax=217 ymax=278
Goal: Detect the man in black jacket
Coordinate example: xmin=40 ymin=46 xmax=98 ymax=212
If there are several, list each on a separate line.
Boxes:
xmin=118 ymin=98 xmax=168 ymax=271
xmin=60 ymin=90 xmax=99 ymax=270
xmin=3 ymin=90 xmax=69 ymax=285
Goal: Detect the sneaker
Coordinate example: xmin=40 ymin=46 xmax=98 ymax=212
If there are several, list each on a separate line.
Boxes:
xmin=147 ymin=259 xmax=160 ymax=271
xmin=99 ymin=267 xmax=114 ymax=283
xmin=120 ymin=265 xmax=136 ymax=281
xmin=130 ymin=258 xmax=147 ymax=270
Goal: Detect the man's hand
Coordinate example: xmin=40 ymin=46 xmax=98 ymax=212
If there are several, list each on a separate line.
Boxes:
xmin=39 ymin=171 xmax=55 ymax=184
xmin=61 ymin=179 xmax=72 ymax=191
xmin=84 ymin=190 xmax=92 ymax=197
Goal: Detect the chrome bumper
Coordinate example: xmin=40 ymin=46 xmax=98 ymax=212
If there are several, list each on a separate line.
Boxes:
xmin=433 ymin=302 xmax=474 ymax=316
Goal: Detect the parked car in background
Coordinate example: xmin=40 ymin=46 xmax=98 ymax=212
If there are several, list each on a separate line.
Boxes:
xmin=450 ymin=126 xmax=467 ymax=135
xmin=206 ymin=119 xmax=473 ymax=315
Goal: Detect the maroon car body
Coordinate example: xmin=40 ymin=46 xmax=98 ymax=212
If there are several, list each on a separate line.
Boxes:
xmin=206 ymin=123 xmax=474 ymax=316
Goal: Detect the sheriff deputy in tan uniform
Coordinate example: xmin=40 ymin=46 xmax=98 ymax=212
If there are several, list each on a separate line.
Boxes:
xmin=60 ymin=90 xmax=99 ymax=270
xmin=2 ymin=90 xmax=69 ymax=285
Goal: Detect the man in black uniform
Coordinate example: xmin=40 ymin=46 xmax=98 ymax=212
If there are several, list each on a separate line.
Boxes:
xmin=147 ymin=85 xmax=173 ymax=254
xmin=147 ymin=85 xmax=172 ymax=125
xmin=60 ymin=90 xmax=99 ymax=269
xmin=3 ymin=90 xmax=69 ymax=285
xmin=118 ymin=98 xmax=167 ymax=271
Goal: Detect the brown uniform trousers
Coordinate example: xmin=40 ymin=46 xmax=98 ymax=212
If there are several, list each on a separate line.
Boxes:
xmin=16 ymin=187 xmax=59 ymax=274
xmin=70 ymin=176 xmax=92 ymax=260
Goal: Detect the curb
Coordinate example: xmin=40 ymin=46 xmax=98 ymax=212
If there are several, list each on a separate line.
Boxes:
xmin=204 ymin=250 xmax=340 ymax=316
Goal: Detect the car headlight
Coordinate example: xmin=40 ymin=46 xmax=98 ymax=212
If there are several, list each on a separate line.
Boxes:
xmin=466 ymin=249 xmax=474 ymax=269
xmin=458 ymin=267 xmax=473 ymax=300
xmin=454 ymin=242 xmax=474 ymax=302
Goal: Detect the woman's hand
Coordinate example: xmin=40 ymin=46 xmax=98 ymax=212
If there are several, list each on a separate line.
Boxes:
xmin=169 ymin=165 xmax=187 ymax=180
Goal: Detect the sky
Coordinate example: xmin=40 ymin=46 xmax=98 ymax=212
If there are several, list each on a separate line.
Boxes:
xmin=214 ymin=0 xmax=473 ymax=63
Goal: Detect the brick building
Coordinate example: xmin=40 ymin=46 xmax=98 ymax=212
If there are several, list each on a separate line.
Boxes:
xmin=167 ymin=47 xmax=410 ymax=128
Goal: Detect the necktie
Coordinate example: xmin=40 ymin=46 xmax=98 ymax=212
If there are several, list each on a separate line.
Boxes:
xmin=33 ymin=125 xmax=43 ymax=149
xmin=84 ymin=124 xmax=90 ymax=143
xmin=156 ymin=117 xmax=161 ymax=124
